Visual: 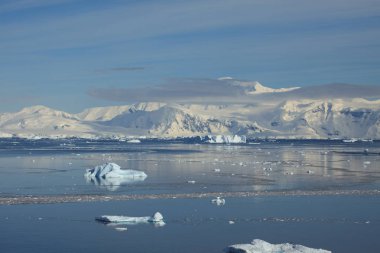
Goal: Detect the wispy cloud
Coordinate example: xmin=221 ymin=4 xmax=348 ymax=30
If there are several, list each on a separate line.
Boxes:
xmin=1 ymin=0 xmax=379 ymax=111
xmin=2 ymin=0 xmax=379 ymax=52
xmin=88 ymin=78 xmax=245 ymax=103
xmin=0 ymin=0 xmax=74 ymax=13
xmin=95 ymin=67 xmax=145 ymax=74
xmin=88 ymin=78 xmax=380 ymax=104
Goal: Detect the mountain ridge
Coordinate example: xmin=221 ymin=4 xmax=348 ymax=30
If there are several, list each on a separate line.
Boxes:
xmin=1 ymin=82 xmax=380 ymax=139
xmin=1 ymin=98 xmax=380 ymax=139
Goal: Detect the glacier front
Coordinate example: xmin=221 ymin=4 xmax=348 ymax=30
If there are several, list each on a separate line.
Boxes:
xmin=205 ymin=135 xmax=247 ymax=144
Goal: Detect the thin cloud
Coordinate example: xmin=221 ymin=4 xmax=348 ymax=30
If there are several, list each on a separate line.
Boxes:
xmin=88 ymin=78 xmax=247 ymax=103
xmin=0 ymin=0 xmax=75 ymax=13
xmin=109 ymin=67 xmax=144 ymax=71
xmin=95 ymin=67 xmax=145 ymax=74
xmin=87 ymin=78 xmax=380 ymax=104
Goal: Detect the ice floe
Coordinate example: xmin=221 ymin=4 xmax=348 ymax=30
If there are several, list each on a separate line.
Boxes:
xmin=96 ymin=212 xmax=165 ymax=227
xmin=114 ymin=227 xmax=128 ymax=232
xmin=225 ymin=239 xmax=331 ymax=253
xmin=127 ymin=139 xmax=141 ymax=143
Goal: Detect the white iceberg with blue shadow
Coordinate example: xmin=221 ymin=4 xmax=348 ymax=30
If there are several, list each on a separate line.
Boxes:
xmin=84 ymin=163 xmax=147 ymax=191
xmin=225 ymin=239 xmax=331 ymax=253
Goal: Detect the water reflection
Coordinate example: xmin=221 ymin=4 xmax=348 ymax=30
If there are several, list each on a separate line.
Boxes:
xmin=0 ymin=141 xmax=379 ymax=195
xmin=85 ymin=174 xmax=147 ymax=191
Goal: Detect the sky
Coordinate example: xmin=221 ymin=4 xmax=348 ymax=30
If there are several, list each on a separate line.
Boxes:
xmin=0 ymin=0 xmax=379 ymax=113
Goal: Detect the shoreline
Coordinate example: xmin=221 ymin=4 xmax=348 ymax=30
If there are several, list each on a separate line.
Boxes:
xmin=2 ymin=189 xmax=380 ymax=205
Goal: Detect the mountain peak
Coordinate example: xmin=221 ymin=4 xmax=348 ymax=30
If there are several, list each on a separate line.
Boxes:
xmin=20 ymin=105 xmax=53 ymax=114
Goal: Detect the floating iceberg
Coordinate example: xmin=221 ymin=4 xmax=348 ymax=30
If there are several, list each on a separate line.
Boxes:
xmin=206 ymin=135 xmax=246 ymax=144
xmin=127 ymin=139 xmax=141 ymax=143
xmin=225 ymin=239 xmax=331 ymax=253
xmin=96 ymin=212 xmax=165 ymax=226
xmin=84 ymin=163 xmax=147 ymax=191
xmin=211 ymin=196 xmax=225 ymax=206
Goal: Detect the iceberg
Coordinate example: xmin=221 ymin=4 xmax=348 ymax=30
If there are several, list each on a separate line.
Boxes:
xmin=84 ymin=163 xmax=147 ymax=191
xmin=206 ymin=135 xmax=246 ymax=144
xmin=225 ymin=239 xmax=331 ymax=253
xmin=211 ymin=196 xmax=226 ymax=206
xmin=127 ymin=139 xmax=141 ymax=143
xmin=96 ymin=212 xmax=165 ymax=226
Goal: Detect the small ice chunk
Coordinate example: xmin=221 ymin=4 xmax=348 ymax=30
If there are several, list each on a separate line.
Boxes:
xmin=363 ymin=161 xmax=371 ymax=165
xmin=225 ymin=239 xmax=331 ymax=253
xmin=114 ymin=227 xmax=128 ymax=232
xmin=214 ymin=169 xmax=221 ymax=172
xmin=148 ymin=212 xmax=164 ymax=222
xmin=211 ymin=197 xmax=226 ymax=206
xmin=127 ymin=139 xmax=141 ymax=143
xmin=228 ymin=220 xmax=235 ymax=224
xmin=187 ymin=180 xmax=196 ymax=184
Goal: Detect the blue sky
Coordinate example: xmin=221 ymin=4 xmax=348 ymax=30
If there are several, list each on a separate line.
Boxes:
xmin=0 ymin=0 xmax=379 ymax=112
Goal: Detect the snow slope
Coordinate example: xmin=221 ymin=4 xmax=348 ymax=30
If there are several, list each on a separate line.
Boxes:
xmin=1 ymin=86 xmax=380 ymax=139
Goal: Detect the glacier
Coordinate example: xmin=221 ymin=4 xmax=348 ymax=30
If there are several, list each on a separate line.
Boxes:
xmin=225 ymin=239 xmax=331 ymax=253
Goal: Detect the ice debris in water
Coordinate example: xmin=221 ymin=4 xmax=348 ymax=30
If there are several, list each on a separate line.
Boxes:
xmin=127 ymin=139 xmax=141 ymax=143
xmin=187 ymin=180 xmax=196 ymax=184
xmin=225 ymin=239 xmax=331 ymax=253
xmin=85 ymin=163 xmax=147 ymax=180
xmin=96 ymin=212 xmax=165 ymax=226
xmin=114 ymin=227 xmax=128 ymax=232
xmin=211 ymin=196 xmax=226 ymax=206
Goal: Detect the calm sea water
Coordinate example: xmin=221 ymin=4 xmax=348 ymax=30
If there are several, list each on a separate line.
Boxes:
xmin=0 ymin=139 xmax=379 ymax=195
xmin=1 ymin=196 xmax=379 ymax=253
xmin=0 ymin=139 xmax=379 ymax=252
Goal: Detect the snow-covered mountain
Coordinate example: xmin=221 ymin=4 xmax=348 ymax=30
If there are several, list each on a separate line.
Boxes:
xmin=1 ymin=82 xmax=380 ymax=139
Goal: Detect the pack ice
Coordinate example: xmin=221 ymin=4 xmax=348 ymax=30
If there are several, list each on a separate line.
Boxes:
xmin=84 ymin=163 xmax=147 ymax=190
xmin=96 ymin=212 xmax=164 ymax=226
xmin=225 ymin=239 xmax=331 ymax=253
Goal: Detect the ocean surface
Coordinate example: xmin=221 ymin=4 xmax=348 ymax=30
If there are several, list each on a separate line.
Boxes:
xmin=0 ymin=139 xmax=379 ymax=252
